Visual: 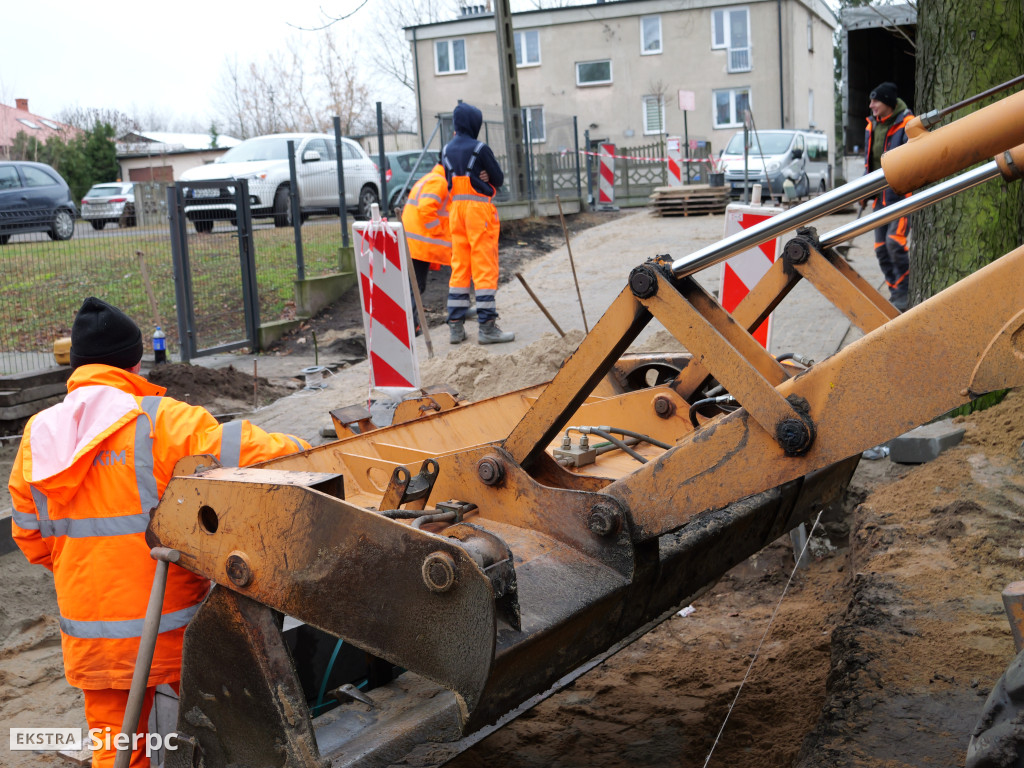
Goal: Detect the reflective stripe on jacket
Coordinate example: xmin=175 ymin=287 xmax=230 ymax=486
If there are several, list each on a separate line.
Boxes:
xmin=8 ymin=364 xmax=310 ymax=689
xmin=402 ymin=164 xmax=451 ymax=265
xmin=865 ymin=105 xmax=914 ymax=206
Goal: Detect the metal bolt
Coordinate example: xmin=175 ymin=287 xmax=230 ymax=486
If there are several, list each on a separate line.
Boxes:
xmin=225 ymin=551 xmax=253 ymax=587
xmin=775 ymin=417 xmax=814 ymax=456
xmin=477 ymin=456 xmax=505 ymax=486
xmin=422 ymin=551 xmax=457 ymax=593
xmin=783 ymin=237 xmax=811 ymax=265
xmin=588 ymin=502 xmax=622 ymax=537
xmin=628 ymin=265 xmax=659 ymax=298
xmin=653 ymin=395 xmax=676 ymax=418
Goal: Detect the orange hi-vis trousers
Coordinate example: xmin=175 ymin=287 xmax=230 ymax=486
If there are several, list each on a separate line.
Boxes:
xmin=448 ymin=175 xmax=500 ymax=323
xmin=84 ymin=684 xmax=178 ymax=767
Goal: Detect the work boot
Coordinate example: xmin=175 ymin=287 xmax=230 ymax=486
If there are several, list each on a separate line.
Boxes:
xmin=449 ymin=321 xmax=466 ymax=345
xmin=890 ymin=292 xmax=910 ymax=313
xmin=478 ymin=320 xmax=514 ymax=345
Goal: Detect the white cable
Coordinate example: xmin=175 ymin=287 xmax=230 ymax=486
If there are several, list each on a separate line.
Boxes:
xmin=701 ymin=509 xmax=824 ymax=768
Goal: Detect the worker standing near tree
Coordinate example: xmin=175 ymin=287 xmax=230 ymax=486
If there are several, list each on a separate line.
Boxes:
xmin=443 ymin=102 xmax=514 ymax=345
xmin=402 ymin=162 xmax=452 ymax=333
xmin=864 ymin=81 xmax=914 ymax=312
xmin=8 ymin=297 xmax=311 ymax=768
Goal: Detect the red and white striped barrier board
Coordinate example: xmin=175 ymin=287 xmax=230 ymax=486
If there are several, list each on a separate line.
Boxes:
xmin=720 ymin=201 xmax=785 ymax=349
xmin=666 ymin=136 xmax=683 ymax=187
xmin=353 ymin=208 xmax=420 ymax=394
xmin=597 ymin=143 xmax=616 ymax=208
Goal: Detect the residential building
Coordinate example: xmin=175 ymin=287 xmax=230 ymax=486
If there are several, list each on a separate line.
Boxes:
xmin=406 ymin=0 xmax=837 ymax=164
xmin=0 ymin=99 xmax=79 ymax=158
xmin=116 ymin=131 xmax=242 ymax=182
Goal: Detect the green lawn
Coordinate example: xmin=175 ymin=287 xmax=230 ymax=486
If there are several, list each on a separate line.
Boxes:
xmin=0 ymin=217 xmax=351 ymax=364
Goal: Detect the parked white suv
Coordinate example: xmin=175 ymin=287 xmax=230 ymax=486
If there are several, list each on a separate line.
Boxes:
xmin=179 ymin=133 xmax=381 ymax=233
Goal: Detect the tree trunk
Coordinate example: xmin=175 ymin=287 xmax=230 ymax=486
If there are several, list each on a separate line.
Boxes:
xmin=911 ymin=0 xmax=1024 ymax=303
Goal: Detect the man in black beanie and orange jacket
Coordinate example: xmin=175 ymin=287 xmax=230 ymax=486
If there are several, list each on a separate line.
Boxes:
xmin=864 ymin=81 xmax=914 ymax=312
xmin=8 ymin=297 xmax=310 ymax=768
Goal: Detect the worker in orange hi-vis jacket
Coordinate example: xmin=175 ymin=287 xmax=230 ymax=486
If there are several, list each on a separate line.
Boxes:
xmin=442 ymin=102 xmax=514 ymax=346
xmin=8 ymin=297 xmax=311 ymax=768
xmin=402 ymin=163 xmax=452 ymax=293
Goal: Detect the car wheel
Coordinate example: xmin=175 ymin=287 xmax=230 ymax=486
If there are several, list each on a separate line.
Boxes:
xmin=391 ymin=191 xmax=409 ymax=218
xmin=273 ymin=186 xmax=292 ymax=228
xmin=90 ymin=220 xmax=106 ymax=231
xmin=193 ymin=219 xmax=215 ymax=234
xmin=358 ymin=185 xmax=379 ymax=220
xmin=49 ymin=209 xmax=75 ymax=241
xmin=125 ymin=204 xmax=137 ymax=227
xmin=0 ymin=235 xmax=9 ymax=246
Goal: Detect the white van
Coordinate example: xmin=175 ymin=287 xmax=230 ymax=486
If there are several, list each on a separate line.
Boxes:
xmin=719 ymin=129 xmax=830 ymax=200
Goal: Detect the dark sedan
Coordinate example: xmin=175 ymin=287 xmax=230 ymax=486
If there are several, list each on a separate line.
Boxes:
xmin=0 ymin=161 xmax=77 ymax=244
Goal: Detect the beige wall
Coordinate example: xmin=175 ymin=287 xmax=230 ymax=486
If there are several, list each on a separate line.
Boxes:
xmin=410 ymin=0 xmax=836 ymax=157
xmin=117 ymin=149 xmax=229 ymax=183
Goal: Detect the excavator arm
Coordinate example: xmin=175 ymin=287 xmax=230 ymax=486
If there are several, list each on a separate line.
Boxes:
xmin=148 ymin=86 xmax=1024 ymax=768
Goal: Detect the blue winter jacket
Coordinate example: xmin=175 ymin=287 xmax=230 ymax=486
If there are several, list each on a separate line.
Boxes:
xmin=442 ymin=103 xmax=504 ymax=197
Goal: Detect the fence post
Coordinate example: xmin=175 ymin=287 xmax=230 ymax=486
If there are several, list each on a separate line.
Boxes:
xmin=167 ymin=184 xmax=193 ymax=363
xmin=574 ymin=116 xmax=582 ymax=201
xmin=376 ymin=102 xmax=388 ymax=213
xmin=287 ymin=140 xmax=305 ymax=281
xmin=333 ymin=116 xmax=349 ymax=250
xmin=584 ymin=129 xmax=592 ymax=207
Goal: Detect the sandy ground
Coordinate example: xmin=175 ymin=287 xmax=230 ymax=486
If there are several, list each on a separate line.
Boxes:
xmin=2 ymin=206 xmax=1022 ymax=767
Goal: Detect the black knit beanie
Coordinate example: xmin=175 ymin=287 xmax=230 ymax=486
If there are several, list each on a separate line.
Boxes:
xmin=870 ymin=82 xmax=899 ymax=110
xmin=70 ymin=297 xmax=144 ymax=370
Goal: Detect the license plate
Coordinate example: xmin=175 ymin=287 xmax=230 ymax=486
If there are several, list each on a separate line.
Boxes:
xmin=193 ymin=188 xmax=219 ymax=199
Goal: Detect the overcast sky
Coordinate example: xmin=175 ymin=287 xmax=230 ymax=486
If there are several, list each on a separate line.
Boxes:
xmin=0 ymin=1 xmax=405 ymax=130
xmin=1 ymin=1 xmax=565 ymax=133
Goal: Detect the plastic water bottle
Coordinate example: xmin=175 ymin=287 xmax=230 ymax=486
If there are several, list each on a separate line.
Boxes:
xmin=153 ymin=326 xmax=167 ymax=364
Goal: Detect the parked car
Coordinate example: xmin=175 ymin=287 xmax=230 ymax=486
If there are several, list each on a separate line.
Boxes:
xmin=0 ymin=161 xmax=76 ymax=244
xmin=383 ymin=149 xmax=441 ymax=214
xmin=81 ymin=182 xmax=136 ymax=229
xmin=719 ymin=129 xmax=830 ymax=200
xmin=178 ymin=133 xmax=381 ymax=233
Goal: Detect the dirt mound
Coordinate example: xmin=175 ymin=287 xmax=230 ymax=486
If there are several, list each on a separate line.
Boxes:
xmin=147 ymin=362 xmax=294 ymax=413
xmin=419 ymin=330 xmax=586 ymax=401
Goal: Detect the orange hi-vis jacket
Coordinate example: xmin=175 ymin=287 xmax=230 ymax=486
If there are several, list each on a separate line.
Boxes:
xmin=9 ymin=364 xmax=310 ymax=690
xmin=402 ymin=164 xmax=452 ymax=266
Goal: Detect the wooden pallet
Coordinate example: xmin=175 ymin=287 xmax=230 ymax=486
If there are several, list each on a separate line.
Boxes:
xmin=648 ymin=184 xmax=730 ymax=216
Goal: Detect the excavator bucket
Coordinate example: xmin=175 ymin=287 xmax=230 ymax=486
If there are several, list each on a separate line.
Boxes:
xmin=147 ymin=86 xmax=1024 ymax=768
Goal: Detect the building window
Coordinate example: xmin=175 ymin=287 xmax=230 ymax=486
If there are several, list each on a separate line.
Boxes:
xmin=713 ymin=87 xmax=751 ymax=129
xmin=808 ymin=89 xmax=815 ymax=129
xmin=515 ymin=29 xmax=540 ymax=67
xmin=576 ymin=59 xmax=612 ymax=86
xmin=521 ymin=106 xmax=545 ymax=142
xmin=641 ymin=16 xmax=662 ymax=55
xmin=807 ymin=17 xmax=814 ymax=51
xmin=16 ymin=118 xmax=41 ymax=129
xmin=711 ymin=7 xmax=751 ymax=73
xmin=435 ymin=39 xmax=467 ymax=75
xmin=643 ymin=96 xmax=665 ymax=135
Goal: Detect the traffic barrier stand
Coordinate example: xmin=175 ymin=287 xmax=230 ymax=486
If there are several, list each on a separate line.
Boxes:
xmin=719 ymin=188 xmax=784 ymax=349
xmin=597 ymin=143 xmax=618 ymax=210
xmin=353 ymin=204 xmax=421 ymax=401
xmin=666 ymin=136 xmax=683 ymax=187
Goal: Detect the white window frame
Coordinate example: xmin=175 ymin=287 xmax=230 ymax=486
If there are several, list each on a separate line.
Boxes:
xmin=641 ymin=15 xmax=662 ymax=55
xmin=521 ymin=106 xmax=545 ymax=143
xmin=435 ymin=39 xmax=467 ymax=75
xmin=514 ymin=29 xmax=541 ymax=67
xmin=711 ymin=7 xmax=751 ymax=73
xmin=713 ymin=87 xmax=751 ymax=129
xmin=642 ymin=95 xmax=665 ymax=135
xmin=576 ymin=59 xmax=612 ymax=86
